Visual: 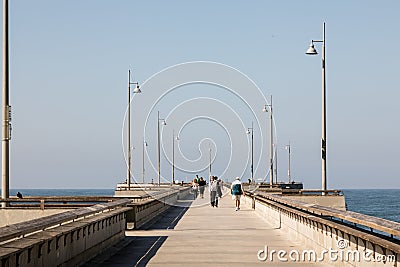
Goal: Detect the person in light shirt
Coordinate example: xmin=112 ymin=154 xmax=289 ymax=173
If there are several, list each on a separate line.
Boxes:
xmin=231 ymin=177 xmax=245 ymax=211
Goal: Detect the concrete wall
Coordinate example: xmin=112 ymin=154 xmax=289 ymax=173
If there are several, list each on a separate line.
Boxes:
xmin=282 ymin=195 xmax=346 ymax=210
xmin=242 ymin=195 xmax=399 ymax=267
xmin=0 ymin=208 xmax=130 ymax=267
xmin=0 ymin=209 xmax=70 ymax=227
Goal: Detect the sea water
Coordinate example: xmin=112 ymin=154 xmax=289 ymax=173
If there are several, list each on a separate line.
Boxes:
xmin=8 ymin=188 xmax=400 ymax=223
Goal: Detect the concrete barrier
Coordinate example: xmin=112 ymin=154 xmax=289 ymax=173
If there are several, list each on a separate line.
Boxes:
xmin=0 ymin=199 xmax=131 ymax=267
xmin=242 ymin=193 xmax=400 ymax=266
xmin=126 ymin=186 xmax=191 ymax=229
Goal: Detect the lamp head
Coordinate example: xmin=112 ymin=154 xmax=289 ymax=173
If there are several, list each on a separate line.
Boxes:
xmin=246 ymin=129 xmax=251 ymax=135
xmin=262 ymin=105 xmax=268 ymax=113
xmin=306 ymin=42 xmax=318 ymax=55
xmin=144 ymin=141 xmax=148 ymax=146
xmin=162 ymin=120 xmax=167 ymax=126
xmin=133 ymin=84 xmax=141 ymax=93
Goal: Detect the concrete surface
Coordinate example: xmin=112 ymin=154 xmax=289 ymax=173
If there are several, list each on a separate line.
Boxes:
xmin=85 ymin=189 xmax=333 ymax=266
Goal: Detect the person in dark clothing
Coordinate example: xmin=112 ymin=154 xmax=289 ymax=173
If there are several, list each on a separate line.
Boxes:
xmin=198 ymin=177 xmax=206 ymax=198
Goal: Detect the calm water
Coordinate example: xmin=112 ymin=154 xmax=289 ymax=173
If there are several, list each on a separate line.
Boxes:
xmin=343 ymin=189 xmax=400 ymax=223
xmin=8 ymin=189 xmax=400 ymax=223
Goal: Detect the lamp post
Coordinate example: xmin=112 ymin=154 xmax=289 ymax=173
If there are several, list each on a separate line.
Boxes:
xmin=142 ymin=139 xmax=147 ymax=184
xmin=285 ymin=142 xmax=291 ymax=183
xmin=262 ymin=95 xmax=273 ymax=187
xmin=246 ymin=122 xmax=254 ymax=183
xmin=127 ymin=70 xmax=141 ymax=190
xmin=306 ymin=22 xmax=327 ymax=193
xmin=157 ymin=111 xmax=166 ymax=186
xmin=172 ymin=130 xmax=179 ymax=185
xmin=209 ymin=147 xmax=211 ymax=181
xmin=2 ymin=0 xmax=10 ymax=207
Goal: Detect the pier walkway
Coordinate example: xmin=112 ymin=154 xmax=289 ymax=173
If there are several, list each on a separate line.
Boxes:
xmin=86 ymin=190 xmax=332 ymax=266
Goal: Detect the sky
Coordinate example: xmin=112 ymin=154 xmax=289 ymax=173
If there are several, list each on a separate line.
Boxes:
xmin=1 ymin=1 xmax=399 ymax=189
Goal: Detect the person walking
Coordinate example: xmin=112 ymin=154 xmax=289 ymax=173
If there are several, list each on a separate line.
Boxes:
xmin=209 ymin=176 xmax=218 ymax=207
xmin=231 ymin=177 xmax=245 ymax=211
xmin=191 ymin=178 xmax=199 ymax=199
xmin=217 ymin=178 xmax=223 ymax=198
xmin=198 ymin=177 xmax=206 ymax=198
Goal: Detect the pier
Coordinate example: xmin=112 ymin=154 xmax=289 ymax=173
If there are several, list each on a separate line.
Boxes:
xmin=1 ymin=185 xmax=399 ymax=266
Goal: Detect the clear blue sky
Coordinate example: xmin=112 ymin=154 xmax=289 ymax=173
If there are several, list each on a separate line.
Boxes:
xmin=1 ymin=1 xmax=399 ymax=189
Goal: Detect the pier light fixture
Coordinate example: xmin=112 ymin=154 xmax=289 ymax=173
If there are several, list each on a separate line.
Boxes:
xmin=246 ymin=122 xmax=254 ymax=183
xmin=142 ymin=140 xmax=148 ymax=184
xmin=262 ymin=95 xmax=274 ymax=187
xmin=157 ymin=111 xmax=166 ymax=186
xmin=305 ymin=22 xmax=327 ymax=193
xmin=285 ymin=142 xmax=291 ymax=183
xmin=306 ymin=42 xmax=318 ymax=55
xmin=2 ymin=0 xmax=10 ymax=207
xmin=172 ymin=130 xmax=180 ymax=185
xmin=127 ymin=69 xmax=141 ymax=190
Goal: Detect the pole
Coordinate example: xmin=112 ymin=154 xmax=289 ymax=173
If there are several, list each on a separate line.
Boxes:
xmin=287 ymin=143 xmax=291 ymax=183
xmin=142 ymin=139 xmax=145 ymax=184
xmin=269 ymin=95 xmax=274 ymax=187
xmin=209 ymin=147 xmax=211 ymax=180
xmin=172 ymin=130 xmax=175 ymax=185
xmin=127 ymin=70 xmax=131 ymax=190
xmin=251 ymin=122 xmax=254 ymax=183
xmin=2 ymin=0 xmax=10 ymax=207
xmin=157 ymin=111 xmax=161 ymax=186
xmin=275 ymin=145 xmax=278 ymax=184
xmin=321 ymin=22 xmax=327 ymax=193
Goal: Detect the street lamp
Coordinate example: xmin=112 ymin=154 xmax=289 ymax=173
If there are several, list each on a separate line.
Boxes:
xmin=172 ymin=130 xmax=179 ymax=185
xmin=262 ymin=95 xmax=274 ymax=187
xmin=246 ymin=122 xmax=254 ymax=183
xmin=157 ymin=111 xmax=166 ymax=186
xmin=142 ymin=139 xmax=147 ymax=184
xmin=306 ymin=22 xmax=327 ymax=193
xmin=2 ymin=0 xmax=10 ymax=207
xmin=209 ymin=147 xmax=212 ymax=181
xmin=127 ymin=69 xmax=141 ymax=190
xmin=285 ymin=142 xmax=291 ymax=183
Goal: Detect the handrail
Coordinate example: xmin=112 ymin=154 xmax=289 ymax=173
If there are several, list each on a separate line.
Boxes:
xmin=253 ymin=191 xmax=400 ymax=238
xmin=0 ymin=187 xmax=186 ymax=206
xmin=251 ymin=193 xmax=400 ymax=253
xmin=0 ymin=198 xmax=131 ymax=244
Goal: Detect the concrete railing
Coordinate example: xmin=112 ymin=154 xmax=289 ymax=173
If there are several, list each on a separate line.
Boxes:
xmin=242 ymin=192 xmax=400 ymax=266
xmin=125 ymin=186 xmax=191 ymax=229
xmin=0 ymin=199 xmax=131 ymax=267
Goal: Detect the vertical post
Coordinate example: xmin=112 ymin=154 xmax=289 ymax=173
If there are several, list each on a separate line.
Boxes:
xmin=172 ymin=129 xmax=175 ymax=185
xmin=157 ymin=111 xmax=161 ymax=186
xmin=2 ymin=0 xmax=10 ymax=207
xmin=209 ymin=147 xmax=211 ymax=180
xmin=269 ymin=95 xmax=274 ymax=187
xmin=127 ymin=70 xmax=131 ymax=190
xmin=321 ymin=22 xmax=327 ymax=193
xmin=287 ymin=142 xmax=291 ymax=183
xmin=275 ymin=144 xmax=278 ymax=184
xmin=142 ymin=139 xmax=145 ymax=184
xmin=251 ymin=122 xmax=254 ymax=183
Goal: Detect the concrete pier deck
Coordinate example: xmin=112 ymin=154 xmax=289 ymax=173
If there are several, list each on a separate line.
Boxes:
xmin=86 ymin=189 xmax=332 ymax=266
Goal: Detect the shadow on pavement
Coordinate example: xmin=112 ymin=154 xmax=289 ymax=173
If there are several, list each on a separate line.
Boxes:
xmin=82 ymin=193 xmax=195 ymax=267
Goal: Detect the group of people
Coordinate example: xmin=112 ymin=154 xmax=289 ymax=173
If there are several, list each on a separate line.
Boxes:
xmin=191 ymin=175 xmax=207 ymax=199
xmin=191 ymin=175 xmax=245 ymax=211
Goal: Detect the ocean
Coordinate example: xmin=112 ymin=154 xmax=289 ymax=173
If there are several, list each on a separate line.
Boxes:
xmin=343 ymin=189 xmax=400 ymax=223
xmin=8 ymin=188 xmax=400 ymax=223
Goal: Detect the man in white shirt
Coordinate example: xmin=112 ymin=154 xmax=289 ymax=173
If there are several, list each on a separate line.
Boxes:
xmin=231 ymin=177 xmax=245 ymax=211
